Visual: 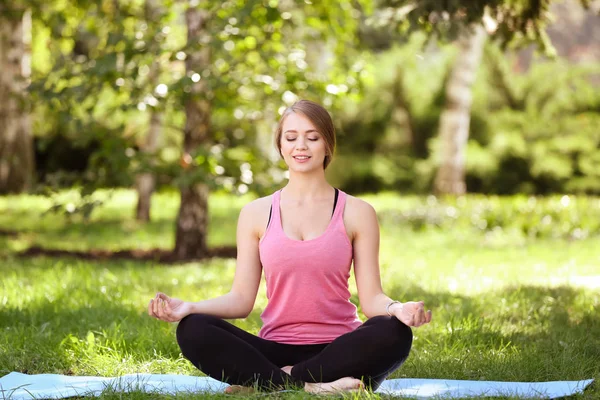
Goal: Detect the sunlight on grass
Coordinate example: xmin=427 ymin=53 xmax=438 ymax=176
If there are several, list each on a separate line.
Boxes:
xmin=0 ymin=189 xmax=255 ymax=251
xmin=1 ymin=190 xmax=599 ymax=399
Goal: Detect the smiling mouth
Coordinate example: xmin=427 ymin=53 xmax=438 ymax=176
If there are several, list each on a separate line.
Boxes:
xmin=293 ymin=156 xmax=311 ymax=160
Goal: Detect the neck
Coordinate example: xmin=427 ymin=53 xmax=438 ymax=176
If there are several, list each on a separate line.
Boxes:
xmin=283 ymin=168 xmax=332 ymax=201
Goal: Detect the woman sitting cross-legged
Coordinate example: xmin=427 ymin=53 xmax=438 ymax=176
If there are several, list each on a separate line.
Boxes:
xmin=148 ymin=99 xmax=432 ymax=394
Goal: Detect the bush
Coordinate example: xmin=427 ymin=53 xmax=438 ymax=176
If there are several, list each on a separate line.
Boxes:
xmin=379 ymin=194 xmax=600 ymax=240
xmin=333 ymin=40 xmax=600 ymax=195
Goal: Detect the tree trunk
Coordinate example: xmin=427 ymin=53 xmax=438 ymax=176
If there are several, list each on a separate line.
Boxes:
xmin=173 ymin=5 xmax=211 ymax=260
xmin=433 ymin=24 xmax=486 ymax=195
xmin=391 ymin=65 xmax=416 ymax=153
xmin=135 ymin=0 xmax=163 ymax=222
xmin=135 ymin=110 xmax=161 ymax=221
xmin=0 ymin=9 xmax=34 ymax=194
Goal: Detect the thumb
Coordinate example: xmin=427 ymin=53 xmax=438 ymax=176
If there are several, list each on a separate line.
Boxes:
xmin=157 ymin=292 xmax=171 ymax=302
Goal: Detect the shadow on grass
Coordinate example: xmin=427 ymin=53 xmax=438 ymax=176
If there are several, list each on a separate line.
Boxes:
xmin=0 ymin=292 xmax=182 ymax=376
xmin=2 ymin=279 xmax=598 ymax=391
xmin=387 ymin=284 xmax=600 ymax=383
xmin=18 ymin=245 xmax=237 ymax=263
xmin=0 ymin=209 xmax=237 ymax=245
xmin=0 ymin=228 xmax=19 ymax=237
xmin=1 ymin=210 xmax=237 ymax=262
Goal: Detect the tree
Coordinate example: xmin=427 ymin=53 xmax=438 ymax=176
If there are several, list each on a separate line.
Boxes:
xmin=370 ymin=0 xmax=597 ymax=194
xmin=24 ymin=0 xmax=365 ymax=259
xmin=433 ymin=24 xmax=487 ymax=195
xmin=135 ymin=0 xmax=165 ymax=222
xmin=0 ymin=6 xmax=34 ymax=194
xmin=169 ymin=0 xmax=365 ymax=259
xmin=173 ymin=4 xmax=212 ymax=259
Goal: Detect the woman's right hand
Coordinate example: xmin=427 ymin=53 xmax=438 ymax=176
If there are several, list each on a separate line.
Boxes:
xmin=148 ymin=292 xmax=191 ymax=322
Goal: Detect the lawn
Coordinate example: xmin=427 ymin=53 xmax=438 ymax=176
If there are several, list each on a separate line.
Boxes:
xmin=1 ymin=190 xmax=599 ymax=399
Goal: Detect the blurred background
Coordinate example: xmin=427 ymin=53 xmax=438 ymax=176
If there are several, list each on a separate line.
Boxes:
xmin=1 ymin=0 xmax=599 ymax=259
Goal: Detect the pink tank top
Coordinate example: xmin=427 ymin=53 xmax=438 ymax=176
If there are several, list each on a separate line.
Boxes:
xmin=258 ymin=189 xmax=362 ymax=344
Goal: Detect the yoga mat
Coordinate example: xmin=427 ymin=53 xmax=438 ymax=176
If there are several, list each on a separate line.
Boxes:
xmin=0 ymin=372 xmax=594 ymax=399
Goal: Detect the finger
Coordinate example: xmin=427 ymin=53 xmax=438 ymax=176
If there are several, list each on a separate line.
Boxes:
xmin=164 ymin=300 xmax=177 ymax=322
xmin=417 ymin=310 xmax=432 ymax=326
xmin=408 ymin=312 xmax=416 ymax=327
xmin=164 ymin=299 xmax=173 ymax=313
xmin=163 ymin=300 xmax=172 ymax=320
xmin=150 ymin=300 xmax=162 ymax=320
xmin=417 ymin=306 xmax=426 ymax=326
xmin=159 ymin=299 xmax=175 ymax=322
xmin=157 ymin=292 xmax=170 ymax=302
xmin=153 ymin=297 xmax=162 ymax=316
xmin=156 ymin=299 xmax=167 ymax=319
xmin=414 ymin=315 xmax=423 ymax=327
xmin=148 ymin=299 xmax=155 ymax=317
xmin=410 ymin=304 xmax=422 ymax=326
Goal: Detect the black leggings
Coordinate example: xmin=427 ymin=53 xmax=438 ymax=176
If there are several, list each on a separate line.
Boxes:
xmin=176 ymin=314 xmax=412 ymax=391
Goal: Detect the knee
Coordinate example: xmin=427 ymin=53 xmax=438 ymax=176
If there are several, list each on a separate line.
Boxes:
xmin=176 ymin=313 xmax=219 ymax=348
xmin=371 ymin=316 xmax=413 ymax=357
xmin=392 ymin=319 xmax=413 ymax=357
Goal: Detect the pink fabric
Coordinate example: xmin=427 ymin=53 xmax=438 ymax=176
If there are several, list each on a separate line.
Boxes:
xmin=258 ymin=189 xmax=362 ymax=344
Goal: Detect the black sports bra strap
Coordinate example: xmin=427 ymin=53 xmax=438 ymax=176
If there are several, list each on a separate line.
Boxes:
xmin=267 ymin=206 xmax=272 ymax=229
xmin=266 ymin=188 xmax=339 ymax=229
xmin=333 ymin=188 xmax=339 ymax=216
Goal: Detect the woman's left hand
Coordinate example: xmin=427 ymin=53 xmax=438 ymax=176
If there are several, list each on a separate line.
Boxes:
xmin=392 ymin=301 xmax=432 ymax=327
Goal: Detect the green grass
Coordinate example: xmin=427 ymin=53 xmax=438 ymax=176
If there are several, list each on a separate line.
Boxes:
xmin=1 ymin=190 xmax=599 ymax=398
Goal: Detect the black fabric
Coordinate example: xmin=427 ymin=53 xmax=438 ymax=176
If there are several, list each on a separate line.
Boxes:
xmin=333 ymin=187 xmax=339 ymax=212
xmin=267 ymin=188 xmax=340 ymax=229
xmin=176 ymin=314 xmax=412 ymax=391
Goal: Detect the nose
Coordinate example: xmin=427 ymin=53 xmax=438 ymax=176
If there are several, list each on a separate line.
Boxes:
xmin=295 ymin=137 xmax=308 ymax=150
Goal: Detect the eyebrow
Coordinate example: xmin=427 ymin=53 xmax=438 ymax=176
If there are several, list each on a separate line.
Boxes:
xmin=283 ymin=129 xmax=320 ymax=134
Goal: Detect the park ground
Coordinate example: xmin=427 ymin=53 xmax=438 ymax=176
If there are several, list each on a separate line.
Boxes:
xmin=1 ymin=190 xmax=599 ymax=399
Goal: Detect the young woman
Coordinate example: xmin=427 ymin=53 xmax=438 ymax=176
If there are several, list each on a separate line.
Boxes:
xmin=148 ymin=100 xmax=432 ymax=394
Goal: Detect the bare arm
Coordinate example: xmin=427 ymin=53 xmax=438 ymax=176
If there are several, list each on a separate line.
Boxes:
xmin=347 ymin=197 xmax=392 ymax=318
xmin=348 ymin=197 xmax=431 ymax=326
xmin=187 ymin=201 xmax=263 ymax=318
xmin=150 ymin=199 xmax=265 ymax=321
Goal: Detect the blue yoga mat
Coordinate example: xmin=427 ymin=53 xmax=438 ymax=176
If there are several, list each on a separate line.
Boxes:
xmin=0 ymin=372 xmax=594 ymax=399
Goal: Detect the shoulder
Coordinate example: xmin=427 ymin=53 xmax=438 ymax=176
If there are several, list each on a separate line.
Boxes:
xmin=239 ymin=194 xmax=274 ymax=222
xmin=343 ymin=194 xmax=379 ymax=239
xmin=241 ymin=194 xmax=273 ymax=215
xmin=238 ymin=193 xmax=275 ymax=237
xmin=344 ymin=194 xmax=377 ymax=220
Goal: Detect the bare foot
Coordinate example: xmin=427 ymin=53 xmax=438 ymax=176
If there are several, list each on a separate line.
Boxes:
xmin=224 ymin=385 xmax=255 ymax=395
xmin=304 ymin=377 xmax=364 ymax=394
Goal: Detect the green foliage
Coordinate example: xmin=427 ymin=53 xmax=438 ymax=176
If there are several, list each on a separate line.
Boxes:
xmin=464 ymin=48 xmax=600 ymax=195
xmin=379 ymin=194 xmax=600 ymax=241
xmin=41 ymin=187 xmax=106 ymax=223
xmin=11 ymin=0 xmax=600 ymax=199
xmin=329 ymin=33 xmax=452 ymax=192
xmin=24 ymin=0 xmax=372 ymax=210
xmin=367 ymin=0 xmax=597 ymax=56
xmin=329 ymin=35 xmax=600 ymax=196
